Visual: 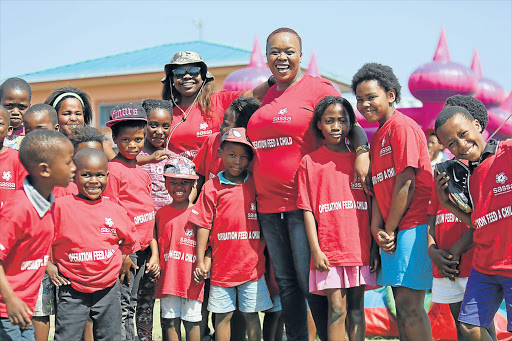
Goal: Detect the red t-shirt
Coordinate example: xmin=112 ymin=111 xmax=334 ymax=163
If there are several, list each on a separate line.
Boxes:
xmin=188 ymin=174 xmax=265 ymax=287
xmin=297 ymin=146 xmax=371 ymax=267
xmin=155 ymin=206 xmax=204 ymax=301
xmin=428 ymin=188 xmax=474 ymax=278
xmin=469 ymin=140 xmax=512 ymax=277
xmin=247 ymin=75 xmax=340 ymax=213
xmin=53 ymin=181 xmax=78 ymax=198
xmin=52 ymin=195 xmax=140 ymax=293
xmin=193 ymin=132 xmax=223 ymax=179
xmin=0 ymin=190 xmax=54 ymax=318
xmin=102 ymin=159 xmax=155 ymax=249
xmin=168 ymin=90 xmax=243 ymax=160
xmin=370 ymin=111 xmax=433 ymax=231
xmin=0 ymin=148 xmax=27 ymax=208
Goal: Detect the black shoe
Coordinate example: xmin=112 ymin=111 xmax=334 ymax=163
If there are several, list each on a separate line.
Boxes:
xmin=435 ymin=160 xmax=473 ymax=213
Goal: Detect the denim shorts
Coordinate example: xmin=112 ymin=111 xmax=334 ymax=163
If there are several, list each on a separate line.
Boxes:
xmin=458 ymin=269 xmax=512 ymax=331
xmin=208 ymin=276 xmax=272 ymax=313
xmin=160 ymin=295 xmax=202 ymax=322
xmin=0 ymin=318 xmax=35 ymax=341
xmin=377 ymin=224 xmax=433 ymax=290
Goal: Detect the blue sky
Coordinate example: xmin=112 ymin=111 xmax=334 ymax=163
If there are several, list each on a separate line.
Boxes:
xmin=1 ymin=0 xmax=511 ymax=98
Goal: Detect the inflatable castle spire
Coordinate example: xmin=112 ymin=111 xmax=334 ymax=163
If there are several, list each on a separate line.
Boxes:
xmin=223 ymin=36 xmax=271 ymax=91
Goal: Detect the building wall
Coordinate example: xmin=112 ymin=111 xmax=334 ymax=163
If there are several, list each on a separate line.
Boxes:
xmin=29 ymin=64 xmax=348 ymax=129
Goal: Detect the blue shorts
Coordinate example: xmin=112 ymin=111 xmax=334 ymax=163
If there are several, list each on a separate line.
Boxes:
xmin=265 ymin=295 xmax=282 ymax=313
xmin=377 ymin=224 xmax=433 ymax=290
xmin=458 ymin=269 xmax=512 ymax=331
xmin=0 ymin=318 xmax=35 ymax=341
xmin=208 ymin=276 xmax=273 ymax=314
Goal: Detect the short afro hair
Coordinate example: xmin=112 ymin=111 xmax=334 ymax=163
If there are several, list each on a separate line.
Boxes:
xmin=68 ymin=126 xmax=105 ymax=151
xmin=24 ymin=104 xmax=58 ymax=126
xmin=19 ymin=129 xmax=70 ymax=171
xmin=266 ymin=27 xmax=302 ymax=53
xmin=0 ymin=77 xmax=32 ymax=102
xmin=351 ymin=63 xmax=401 ymax=104
xmin=229 ymin=97 xmax=260 ymax=128
xmin=141 ymin=99 xmax=173 ymax=119
xmin=44 ymin=87 xmax=93 ymax=126
xmin=434 ymin=106 xmax=476 ymax=134
xmin=445 ymin=95 xmax=488 ymax=132
xmin=312 ymin=96 xmax=356 ymax=139
xmin=73 ymin=148 xmax=109 ymax=170
xmin=0 ymin=105 xmax=9 ymax=126
xmin=110 ymin=120 xmax=147 ymax=139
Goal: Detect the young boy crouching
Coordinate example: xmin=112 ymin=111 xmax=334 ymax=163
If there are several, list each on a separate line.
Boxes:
xmin=51 ymin=149 xmax=140 ymax=341
xmin=191 ymin=128 xmax=272 ymax=341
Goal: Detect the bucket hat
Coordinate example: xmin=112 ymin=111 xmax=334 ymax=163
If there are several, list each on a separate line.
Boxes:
xmin=161 ymin=51 xmax=214 ymax=84
xmin=163 ymin=156 xmax=199 ymax=180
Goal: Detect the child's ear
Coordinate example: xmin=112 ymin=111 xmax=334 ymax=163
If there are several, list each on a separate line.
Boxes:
xmin=473 ymin=119 xmax=482 ymax=133
xmin=6 ymin=125 xmax=13 ymax=137
xmin=54 ymin=124 xmax=60 ymax=132
xmin=217 ymin=147 xmax=222 ymax=158
xmin=38 ymin=162 xmax=51 ymax=179
xmin=388 ymin=89 xmax=396 ymax=105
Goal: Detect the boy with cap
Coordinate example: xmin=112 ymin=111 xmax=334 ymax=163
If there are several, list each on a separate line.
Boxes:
xmin=0 ymin=129 xmax=75 ymax=340
xmin=435 ymin=106 xmax=512 ymax=339
xmin=0 ymin=105 xmax=27 ymax=209
xmin=51 ymin=148 xmax=140 ymax=341
xmin=191 ymin=127 xmax=271 ymax=341
xmin=156 ymin=156 xmax=208 ymax=341
xmin=102 ymin=103 xmax=159 ymax=341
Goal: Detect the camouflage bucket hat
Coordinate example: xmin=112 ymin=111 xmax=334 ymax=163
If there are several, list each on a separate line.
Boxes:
xmin=162 ymin=51 xmax=214 ymax=84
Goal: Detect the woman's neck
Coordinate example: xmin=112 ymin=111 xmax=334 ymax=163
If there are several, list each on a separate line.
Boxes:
xmin=276 ymin=70 xmax=304 ymax=91
xmin=178 ymin=94 xmax=198 ymax=108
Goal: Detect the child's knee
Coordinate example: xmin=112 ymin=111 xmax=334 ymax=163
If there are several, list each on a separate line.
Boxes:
xmin=329 ymin=300 xmax=347 ymax=324
xmin=460 ymin=323 xmax=485 ymax=339
xmin=161 ymin=317 xmax=179 ymax=329
xmin=347 ymin=306 xmax=364 ymax=324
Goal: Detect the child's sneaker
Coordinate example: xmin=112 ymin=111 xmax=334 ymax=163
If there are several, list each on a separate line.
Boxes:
xmin=436 ymin=160 xmax=473 ymax=213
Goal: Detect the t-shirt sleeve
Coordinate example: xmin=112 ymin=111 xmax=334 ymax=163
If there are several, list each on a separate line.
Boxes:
xmin=0 ymin=216 xmax=19 ymax=261
xmin=116 ymin=207 xmax=141 ymax=254
xmin=312 ymin=79 xmax=342 ymax=107
xmin=188 ymin=184 xmax=215 ymax=230
xmin=193 ymin=136 xmax=211 ymax=177
xmin=102 ymin=173 xmax=120 ymax=203
xmin=17 ymin=163 xmax=28 ymax=189
xmin=390 ymin=124 xmax=424 ymax=175
xmin=427 ymin=186 xmax=440 ymax=216
xmin=297 ymin=157 xmax=312 ymax=211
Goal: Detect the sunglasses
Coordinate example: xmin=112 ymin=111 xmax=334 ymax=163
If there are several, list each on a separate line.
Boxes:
xmin=171 ymin=66 xmax=202 ymax=79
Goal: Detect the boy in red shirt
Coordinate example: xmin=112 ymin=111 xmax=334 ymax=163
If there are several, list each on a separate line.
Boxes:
xmin=102 ymin=102 xmax=159 ymax=340
xmin=0 ymin=106 xmax=27 ymax=209
xmin=352 ymin=63 xmax=434 ymax=340
xmin=0 ymin=129 xmax=75 ymax=340
xmin=51 ymin=148 xmax=140 ymax=340
xmin=156 ymin=156 xmax=208 ymax=341
xmin=435 ymin=106 xmax=512 ymax=339
xmin=191 ymin=128 xmax=271 ymax=341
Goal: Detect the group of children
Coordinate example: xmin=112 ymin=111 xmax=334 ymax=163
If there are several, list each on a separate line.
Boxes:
xmin=0 ymin=60 xmax=510 ymax=341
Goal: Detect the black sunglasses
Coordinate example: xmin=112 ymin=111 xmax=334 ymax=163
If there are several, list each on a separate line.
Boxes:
xmin=171 ymin=66 xmax=202 ymax=79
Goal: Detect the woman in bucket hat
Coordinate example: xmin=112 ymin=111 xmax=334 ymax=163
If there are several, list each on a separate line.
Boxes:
xmin=161 ymin=51 xmax=271 ymax=161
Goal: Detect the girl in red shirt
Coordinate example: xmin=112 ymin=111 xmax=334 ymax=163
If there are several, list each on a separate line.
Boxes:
xmin=298 ymin=97 xmax=378 ymax=341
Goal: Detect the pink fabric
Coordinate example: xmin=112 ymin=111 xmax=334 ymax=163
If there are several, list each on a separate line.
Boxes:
xmin=309 ymin=265 xmax=376 ymax=295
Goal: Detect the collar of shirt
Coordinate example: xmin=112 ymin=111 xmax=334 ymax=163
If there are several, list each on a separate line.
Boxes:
xmin=23 ymin=177 xmax=54 ymax=218
xmin=469 ymin=139 xmax=499 ymax=173
xmin=217 ymin=171 xmax=249 ymax=185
